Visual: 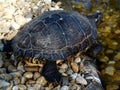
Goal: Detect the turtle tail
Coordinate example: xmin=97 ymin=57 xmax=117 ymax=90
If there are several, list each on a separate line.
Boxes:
xmin=0 ymin=39 xmax=13 ymax=52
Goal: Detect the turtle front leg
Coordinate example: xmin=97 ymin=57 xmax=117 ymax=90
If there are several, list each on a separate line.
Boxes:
xmin=42 ymin=61 xmax=62 ymax=84
xmin=86 ymin=42 xmax=103 ymax=58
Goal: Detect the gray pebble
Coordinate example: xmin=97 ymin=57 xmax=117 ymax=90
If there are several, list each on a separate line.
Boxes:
xmin=0 ymin=80 xmax=10 ymax=88
xmin=76 ymin=75 xmax=87 ymax=85
xmin=60 ymin=85 xmax=69 ymax=90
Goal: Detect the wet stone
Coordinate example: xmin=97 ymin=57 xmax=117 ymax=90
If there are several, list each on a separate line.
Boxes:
xmin=60 ymin=85 xmax=69 ymax=90
xmin=76 ymin=75 xmax=87 ymax=85
xmin=0 ymin=80 xmax=10 ymax=88
xmin=105 ymin=66 xmax=115 ymax=75
xmin=71 ymin=62 xmax=79 ymax=73
xmin=36 ymin=76 xmax=47 ymax=86
xmin=23 ymin=72 xmax=33 ymax=79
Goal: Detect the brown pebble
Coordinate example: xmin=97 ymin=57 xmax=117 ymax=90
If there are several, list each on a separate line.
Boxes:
xmin=26 ymin=79 xmax=35 ymax=85
xmin=25 ymin=66 xmax=39 ymax=72
xmin=71 ymin=62 xmax=79 ymax=73
xmin=33 ymin=72 xmax=41 ymax=80
xmin=23 ymin=72 xmax=33 ymax=79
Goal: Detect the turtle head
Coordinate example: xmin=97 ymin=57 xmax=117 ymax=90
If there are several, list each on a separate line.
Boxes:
xmin=87 ymin=11 xmax=103 ymax=25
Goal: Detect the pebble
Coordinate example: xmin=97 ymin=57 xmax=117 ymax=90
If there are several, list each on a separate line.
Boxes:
xmin=59 ymin=68 xmax=66 ymax=73
xmin=76 ymin=75 xmax=87 ymax=85
xmin=105 ymin=66 xmax=115 ymax=75
xmin=15 ymin=15 xmax=26 ymax=26
xmin=70 ymin=73 xmax=78 ymax=79
xmin=20 ymin=77 xmax=26 ymax=84
xmin=60 ymin=85 xmax=69 ymax=90
xmin=33 ymin=72 xmax=41 ymax=80
xmin=67 ymin=69 xmax=73 ymax=75
xmin=0 ymin=58 xmax=3 ymax=67
xmin=23 ymin=72 xmax=33 ymax=79
xmin=75 ymin=57 xmax=81 ymax=63
xmin=60 ymin=63 xmax=68 ymax=69
xmin=114 ymin=52 xmax=120 ymax=61
xmin=71 ymin=62 xmax=79 ymax=73
xmin=36 ymin=76 xmax=47 ymax=86
xmin=8 ymin=64 xmax=17 ymax=72
xmin=0 ymin=68 xmax=6 ymax=74
xmin=0 ymin=80 xmax=10 ymax=88
xmin=13 ymin=77 xmax=20 ymax=85
xmin=62 ymin=77 xmax=69 ymax=85
xmin=33 ymin=84 xmax=41 ymax=90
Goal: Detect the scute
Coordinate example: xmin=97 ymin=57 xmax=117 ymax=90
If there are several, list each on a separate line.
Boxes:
xmin=12 ymin=10 xmax=97 ymax=60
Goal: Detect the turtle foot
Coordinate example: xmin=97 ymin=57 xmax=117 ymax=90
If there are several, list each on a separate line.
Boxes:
xmin=42 ymin=61 xmax=62 ymax=84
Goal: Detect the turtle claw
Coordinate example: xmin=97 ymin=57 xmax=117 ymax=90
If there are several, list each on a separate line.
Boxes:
xmin=42 ymin=61 xmax=62 ymax=84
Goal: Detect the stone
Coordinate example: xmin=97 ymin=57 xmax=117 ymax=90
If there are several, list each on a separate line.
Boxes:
xmin=71 ymin=62 xmax=79 ymax=73
xmin=23 ymin=72 xmax=33 ymax=79
xmin=60 ymin=63 xmax=68 ymax=69
xmin=8 ymin=64 xmax=17 ymax=72
xmin=36 ymin=76 xmax=47 ymax=86
xmin=60 ymin=85 xmax=69 ymax=90
xmin=105 ymin=66 xmax=115 ymax=75
xmin=0 ymin=56 xmax=3 ymax=67
xmin=76 ymin=75 xmax=87 ymax=85
xmin=0 ymin=80 xmax=10 ymax=88
xmin=33 ymin=72 xmax=41 ymax=80
xmin=75 ymin=57 xmax=81 ymax=63
xmin=70 ymin=73 xmax=78 ymax=79
xmin=114 ymin=52 xmax=120 ymax=61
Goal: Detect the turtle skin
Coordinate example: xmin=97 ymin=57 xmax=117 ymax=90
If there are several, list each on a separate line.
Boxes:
xmin=12 ymin=10 xmax=102 ymax=84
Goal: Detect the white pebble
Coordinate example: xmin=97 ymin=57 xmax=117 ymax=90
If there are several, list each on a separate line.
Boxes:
xmin=60 ymin=85 xmax=69 ymax=90
xmin=70 ymin=73 xmax=78 ymax=79
xmin=76 ymin=75 xmax=87 ymax=85
xmin=75 ymin=57 xmax=81 ymax=63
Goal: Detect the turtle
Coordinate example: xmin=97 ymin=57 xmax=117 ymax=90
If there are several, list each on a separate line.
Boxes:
xmin=3 ymin=10 xmax=103 ymax=84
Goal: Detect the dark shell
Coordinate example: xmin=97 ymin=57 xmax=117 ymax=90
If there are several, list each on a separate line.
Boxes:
xmin=12 ymin=10 xmax=98 ymax=60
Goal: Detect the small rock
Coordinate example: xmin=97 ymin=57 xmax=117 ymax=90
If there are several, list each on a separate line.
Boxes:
xmin=76 ymin=75 xmax=87 ymax=85
xmin=33 ymin=72 xmax=41 ymax=80
xmin=0 ymin=74 xmax=12 ymax=81
xmin=105 ymin=66 xmax=115 ymax=75
xmin=36 ymin=76 xmax=47 ymax=86
xmin=0 ymin=80 xmax=10 ymax=88
xmin=26 ymin=79 xmax=35 ymax=85
xmin=70 ymin=73 xmax=78 ymax=79
xmin=25 ymin=66 xmax=39 ymax=72
xmin=28 ymin=86 xmax=34 ymax=90
xmin=11 ymin=21 xmax=20 ymax=30
xmin=33 ymin=84 xmax=41 ymax=90
xmin=59 ymin=68 xmax=66 ymax=73
xmin=43 ymin=0 xmax=51 ymax=5
xmin=12 ymin=85 xmax=19 ymax=90
xmin=15 ymin=15 xmax=26 ymax=26
xmin=21 ymin=77 xmax=26 ymax=84
xmin=10 ymin=71 xmax=22 ymax=77
xmin=0 ymin=68 xmax=6 ymax=74
xmin=8 ymin=64 xmax=17 ymax=72
xmin=0 ymin=59 xmax=3 ymax=68
xmin=106 ymin=84 xmax=119 ymax=90
xmin=62 ymin=77 xmax=69 ymax=85
xmin=60 ymin=85 xmax=69 ymax=90
xmin=23 ymin=72 xmax=33 ymax=79
xmin=67 ymin=69 xmax=73 ymax=75
xmin=75 ymin=57 xmax=81 ymax=63
xmin=60 ymin=63 xmax=68 ymax=69
xmin=13 ymin=77 xmax=20 ymax=85
xmin=18 ymin=85 xmax=27 ymax=90
xmin=114 ymin=52 xmax=120 ymax=61
xmin=71 ymin=62 xmax=79 ymax=73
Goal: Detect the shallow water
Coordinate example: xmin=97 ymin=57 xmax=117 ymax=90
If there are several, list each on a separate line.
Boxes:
xmin=60 ymin=0 xmax=120 ymax=89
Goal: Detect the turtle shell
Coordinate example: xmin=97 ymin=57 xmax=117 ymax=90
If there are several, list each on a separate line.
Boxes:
xmin=12 ymin=10 xmax=98 ymax=60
